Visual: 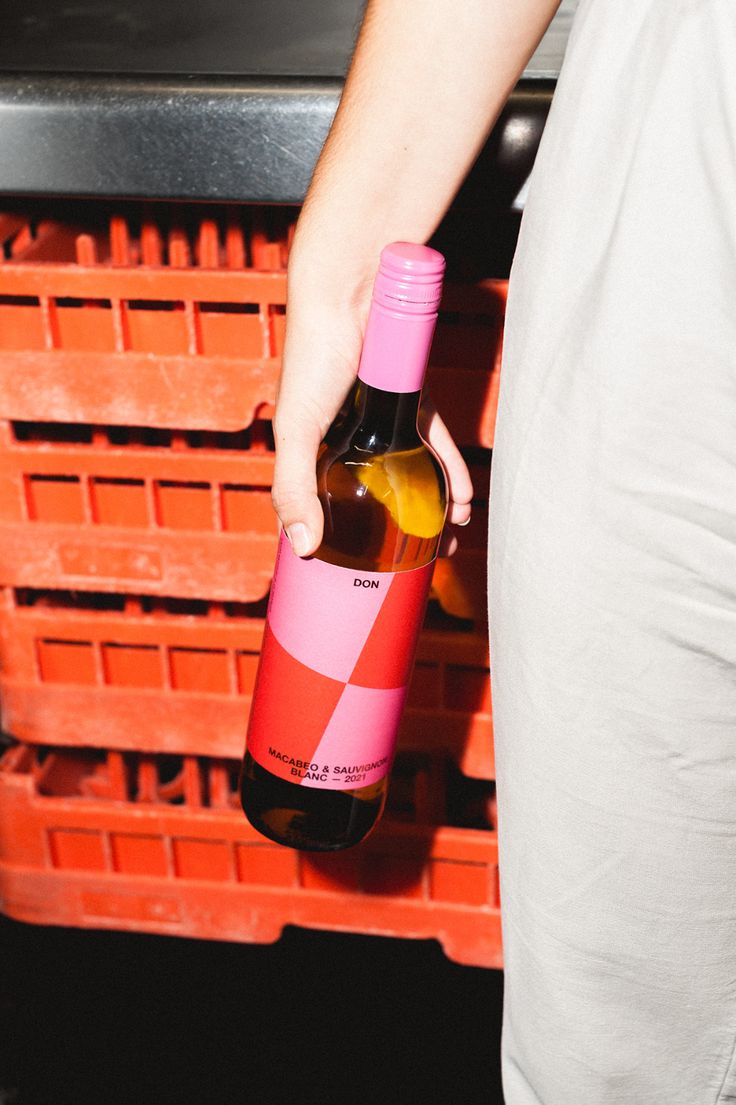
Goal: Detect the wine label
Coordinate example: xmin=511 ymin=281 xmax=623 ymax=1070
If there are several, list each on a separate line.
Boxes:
xmin=246 ymin=534 xmax=434 ymax=790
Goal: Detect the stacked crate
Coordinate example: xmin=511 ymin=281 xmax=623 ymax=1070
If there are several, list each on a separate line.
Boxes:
xmin=0 ymin=205 xmax=504 ymax=967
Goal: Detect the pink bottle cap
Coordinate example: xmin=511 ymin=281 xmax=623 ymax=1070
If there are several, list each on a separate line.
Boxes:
xmin=357 ymin=242 xmax=446 ymax=393
xmin=371 ymin=242 xmax=446 ymax=315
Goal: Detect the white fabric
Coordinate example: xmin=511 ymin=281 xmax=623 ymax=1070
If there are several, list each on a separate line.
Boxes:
xmin=488 ymin=1 xmax=736 ymax=1102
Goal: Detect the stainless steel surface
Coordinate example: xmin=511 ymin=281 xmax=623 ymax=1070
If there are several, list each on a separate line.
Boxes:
xmin=0 ymin=76 xmax=554 ymax=204
xmin=0 ymin=75 xmax=343 ymax=202
xmin=0 ymin=0 xmax=576 ymax=202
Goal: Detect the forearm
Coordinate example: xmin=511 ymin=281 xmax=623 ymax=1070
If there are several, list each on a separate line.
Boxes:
xmin=289 ymin=0 xmax=561 ymax=308
xmin=273 ymin=0 xmax=560 ymax=550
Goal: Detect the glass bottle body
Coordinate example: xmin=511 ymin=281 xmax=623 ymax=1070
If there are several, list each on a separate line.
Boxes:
xmin=240 ymin=382 xmax=447 ymax=850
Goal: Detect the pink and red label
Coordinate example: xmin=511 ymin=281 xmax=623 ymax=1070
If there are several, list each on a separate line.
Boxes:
xmin=246 ymin=535 xmax=434 ymax=790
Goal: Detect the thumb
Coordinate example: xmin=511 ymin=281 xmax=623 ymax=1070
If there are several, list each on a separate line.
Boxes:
xmin=271 ymin=412 xmax=325 ymax=557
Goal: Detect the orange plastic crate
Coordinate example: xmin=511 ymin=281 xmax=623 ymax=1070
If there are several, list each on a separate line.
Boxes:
xmin=0 ymin=417 xmax=492 ymax=618
xmin=0 ymin=208 xmax=501 ymax=617
xmin=0 ymin=588 xmax=494 ymax=780
xmin=0 ymin=210 xmax=290 ymax=432
xmin=428 ymin=283 xmax=505 ymax=452
xmin=0 ymin=419 xmax=278 ymax=600
xmin=0 ymin=743 xmax=502 ymax=969
xmin=0 ymin=210 xmax=504 ymax=449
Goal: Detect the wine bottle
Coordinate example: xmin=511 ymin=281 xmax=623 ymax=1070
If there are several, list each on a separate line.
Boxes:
xmin=240 ymin=242 xmax=448 ymax=851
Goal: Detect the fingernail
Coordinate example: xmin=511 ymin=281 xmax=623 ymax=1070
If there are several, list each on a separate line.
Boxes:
xmin=286 ymin=522 xmax=311 ymax=557
xmin=457 ymin=514 xmax=472 ymax=527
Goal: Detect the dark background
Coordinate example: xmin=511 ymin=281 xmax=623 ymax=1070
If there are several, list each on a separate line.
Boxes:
xmin=0 ymin=914 xmax=504 ymax=1104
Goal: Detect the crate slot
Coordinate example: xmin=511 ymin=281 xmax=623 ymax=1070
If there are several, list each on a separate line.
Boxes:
xmin=53 ymin=297 xmax=116 ymax=352
xmin=220 ymin=484 xmax=273 ymax=533
xmin=35 ymin=747 xmax=108 ymax=797
xmin=101 ymin=643 xmax=162 ymax=688
xmin=13 ymin=588 xmax=128 ymax=612
xmin=49 ymin=829 xmax=108 ymax=872
xmin=55 ymin=297 xmax=112 ymax=309
xmin=90 ymin=477 xmax=149 ymax=527
xmin=25 ymin=474 xmax=86 ymax=523
xmin=153 ymin=596 xmax=213 ymax=617
xmin=6 ymin=421 xmax=274 ymax=458
xmin=169 ymin=647 xmax=232 ymax=694
xmin=0 ymin=292 xmax=46 ymax=350
xmin=0 ymin=294 xmax=40 ymax=307
xmin=13 ymin=592 xmax=232 ymax=618
xmin=235 ymin=650 xmax=260 ymax=694
xmin=127 ymin=299 xmax=181 ymax=312
xmin=224 ymin=599 xmax=269 ymax=619
xmin=154 ymin=480 xmax=215 ymax=531
xmin=111 ymin=832 xmax=170 ymax=877
xmin=37 ymin=639 xmax=98 ymax=685
xmin=12 ymin=422 xmax=94 ymax=444
xmin=198 ymin=301 xmax=259 ymax=314
xmin=236 ymin=843 xmax=298 ymax=886
xmin=173 ymin=839 xmax=233 ymax=881
xmin=119 ymin=427 xmax=169 ymax=448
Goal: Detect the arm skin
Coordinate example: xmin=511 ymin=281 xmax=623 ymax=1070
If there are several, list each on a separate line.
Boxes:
xmin=273 ymin=0 xmax=562 ymax=557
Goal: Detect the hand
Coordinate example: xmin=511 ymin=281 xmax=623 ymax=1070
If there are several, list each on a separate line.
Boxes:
xmin=271 ymin=287 xmax=473 ymax=558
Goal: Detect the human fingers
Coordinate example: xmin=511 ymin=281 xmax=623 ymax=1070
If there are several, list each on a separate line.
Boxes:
xmin=418 ymin=397 xmax=474 ymax=526
xmin=271 ymin=310 xmax=362 ymax=557
xmin=271 ymin=410 xmax=326 ymax=557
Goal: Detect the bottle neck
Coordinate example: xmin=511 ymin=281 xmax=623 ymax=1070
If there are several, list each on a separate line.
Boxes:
xmin=351 ymin=381 xmax=421 ymax=453
xmin=357 ymin=299 xmax=438 ymax=395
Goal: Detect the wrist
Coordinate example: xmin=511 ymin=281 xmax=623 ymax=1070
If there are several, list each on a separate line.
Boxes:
xmin=286 ymin=247 xmax=375 ymax=324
